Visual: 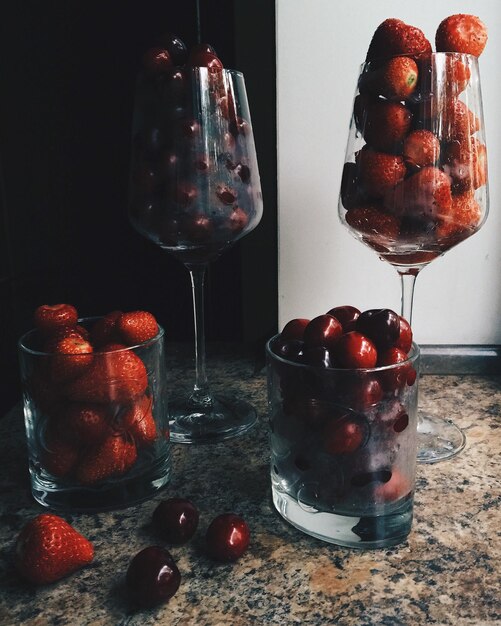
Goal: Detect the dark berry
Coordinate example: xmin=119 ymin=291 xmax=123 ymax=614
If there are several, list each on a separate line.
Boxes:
xmin=126 ymin=546 xmax=180 ymax=608
xmin=152 ymin=498 xmax=199 ymax=544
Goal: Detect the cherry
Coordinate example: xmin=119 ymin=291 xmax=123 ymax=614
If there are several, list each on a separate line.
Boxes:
xmin=271 ymin=338 xmax=304 ymax=362
xmin=376 ymin=400 xmax=409 ymax=432
xmin=378 ymin=347 xmax=411 ymax=392
xmin=161 ymin=33 xmax=188 ymax=66
xmin=281 ymin=318 xmax=310 ymax=341
xmin=205 ymin=513 xmax=250 ymax=562
xmin=143 ymin=47 xmax=173 ymax=76
xmin=152 ymin=498 xmax=199 ymax=544
xmin=175 ymin=182 xmax=197 ymax=206
xmin=374 ymin=469 xmax=411 ymax=503
xmin=300 ymin=345 xmax=332 ymax=368
xmin=182 ymin=213 xmax=214 ymax=243
xmin=323 ymin=414 xmax=369 ymax=455
xmin=228 ymin=207 xmax=249 ymax=233
xmin=229 ymin=117 xmax=250 ymax=136
xmin=351 ymin=468 xmax=392 ymax=487
xmin=326 ymin=305 xmax=361 ymax=333
xmin=216 ymin=184 xmax=237 ymax=205
xmin=126 ymin=546 xmax=181 ymax=608
xmin=345 ymin=374 xmax=383 ymax=410
xmin=234 ymin=162 xmax=251 ymax=184
xmin=188 ymin=47 xmax=223 ymax=74
xmin=303 ymin=314 xmax=343 ymax=351
xmin=334 ymin=331 xmax=377 ymax=369
xmin=181 ymin=119 xmax=200 ymax=139
xmin=356 ymin=309 xmax=400 ymax=351
xmin=395 ymin=316 xmax=413 ymax=353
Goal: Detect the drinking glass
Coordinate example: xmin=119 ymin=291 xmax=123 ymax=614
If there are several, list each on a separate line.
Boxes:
xmin=339 ymin=52 xmax=488 ymax=463
xmin=129 ymin=65 xmax=263 ymax=443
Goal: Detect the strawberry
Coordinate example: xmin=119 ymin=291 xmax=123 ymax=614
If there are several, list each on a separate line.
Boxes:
xmin=65 ymin=344 xmax=148 ymax=403
xmin=403 ymin=130 xmax=440 ymax=169
xmin=385 ymin=166 xmax=452 ymax=221
xmin=356 ymin=148 xmax=406 ymax=198
xmin=27 ymin=368 xmax=64 ymax=417
xmin=116 ymin=311 xmax=159 ymax=346
xmin=442 ymin=100 xmax=480 ymax=143
xmin=43 ymin=326 xmax=88 ymax=354
xmin=76 ymin=433 xmax=137 ymax=485
xmin=442 ymin=137 xmax=487 ymax=194
xmin=15 ymin=514 xmax=94 ymax=585
xmin=436 ymin=191 xmax=482 ymax=239
xmin=41 ymin=430 xmax=80 ymax=478
xmin=472 ymin=139 xmax=487 ymax=189
xmin=51 ymin=335 xmax=94 ymax=383
xmin=361 ymin=99 xmax=412 ymax=153
xmin=34 ymin=304 xmax=78 ymax=335
xmin=444 ymin=55 xmax=471 ymax=95
xmin=89 ymin=311 xmax=122 ymax=347
xmin=360 ymin=56 xmax=418 ymax=101
xmin=57 ymin=402 xmax=111 ymax=445
xmin=121 ymin=394 xmax=157 ymax=446
xmin=345 ymin=204 xmax=400 ymax=242
xmin=436 ymin=14 xmax=488 ymax=57
xmin=366 ymin=18 xmax=432 ymax=62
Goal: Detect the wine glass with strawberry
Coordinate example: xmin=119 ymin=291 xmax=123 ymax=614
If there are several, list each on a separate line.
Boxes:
xmin=128 ymin=37 xmax=263 ymax=443
xmin=338 ymin=15 xmax=489 ymax=463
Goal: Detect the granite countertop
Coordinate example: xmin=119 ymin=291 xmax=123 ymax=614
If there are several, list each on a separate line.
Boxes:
xmin=0 ymin=344 xmax=500 ymax=625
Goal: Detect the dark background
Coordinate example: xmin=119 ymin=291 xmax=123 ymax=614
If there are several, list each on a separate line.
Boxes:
xmin=0 ymin=1 xmax=277 ymax=414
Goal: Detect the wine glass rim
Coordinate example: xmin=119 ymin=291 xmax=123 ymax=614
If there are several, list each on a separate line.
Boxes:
xmin=360 ymin=51 xmax=479 ymax=68
xmin=187 ymin=66 xmax=244 ymax=78
xmin=18 ymin=316 xmax=165 ymax=356
xmin=266 ymin=334 xmax=420 ymax=373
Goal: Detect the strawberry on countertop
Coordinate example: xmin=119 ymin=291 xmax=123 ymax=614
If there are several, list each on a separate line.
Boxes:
xmin=15 ymin=514 xmax=94 ymax=585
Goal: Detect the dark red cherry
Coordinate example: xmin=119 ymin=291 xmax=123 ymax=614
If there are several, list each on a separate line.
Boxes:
xmin=182 ymin=119 xmax=200 ymax=138
xmin=188 ymin=48 xmax=223 ymax=74
xmin=182 ymin=213 xmax=214 ymax=243
xmin=303 ymin=314 xmax=343 ymax=351
xmin=161 ymin=33 xmax=188 ymax=66
xmin=205 ymin=513 xmax=250 ymax=562
xmin=143 ymin=47 xmax=173 ymax=75
xmin=378 ymin=346 xmax=410 ymax=391
xmin=234 ymin=162 xmax=251 ymax=184
xmin=216 ymin=184 xmax=237 ymax=205
xmin=334 ymin=331 xmax=377 ymax=369
xmin=175 ymin=183 xmax=197 ymax=206
xmin=152 ymin=498 xmax=199 ymax=544
xmin=300 ymin=345 xmax=332 ymax=368
xmin=229 ymin=117 xmax=250 ymax=136
xmin=326 ymin=305 xmax=361 ymax=333
xmin=323 ymin=414 xmax=369 ymax=455
xmin=228 ymin=207 xmax=249 ymax=233
xmin=374 ymin=469 xmax=410 ymax=503
xmin=395 ymin=316 xmax=413 ymax=353
xmin=345 ymin=374 xmax=383 ymax=410
xmin=281 ymin=318 xmax=310 ymax=341
xmin=271 ymin=338 xmax=304 ymax=362
xmin=356 ymin=309 xmax=400 ymax=351
xmin=126 ymin=546 xmax=181 ymax=608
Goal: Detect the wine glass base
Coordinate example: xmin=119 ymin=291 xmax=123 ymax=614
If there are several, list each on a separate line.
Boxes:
xmin=168 ymin=395 xmax=258 ymax=444
xmin=416 ymin=413 xmax=466 ymax=464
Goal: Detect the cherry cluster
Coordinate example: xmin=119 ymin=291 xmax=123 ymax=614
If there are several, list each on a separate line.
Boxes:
xmin=126 ymin=499 xmax=249 ymax=608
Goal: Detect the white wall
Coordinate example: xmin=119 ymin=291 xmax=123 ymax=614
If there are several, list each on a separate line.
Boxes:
xmin=277 ymin=0 xmax=501 ymax=345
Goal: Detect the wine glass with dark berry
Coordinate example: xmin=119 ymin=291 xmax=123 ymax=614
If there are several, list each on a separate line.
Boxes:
xmin=338 ymin=51 xmax=488 ymax=462
xmin=129 ymin=40 xmax=263 ymax=443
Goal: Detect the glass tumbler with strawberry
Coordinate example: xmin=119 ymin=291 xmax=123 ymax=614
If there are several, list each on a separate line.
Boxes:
xmin=338 ymin=15 xmax=489 ymax=462
xmin=128 ymin=38 xmax=263 ymax=443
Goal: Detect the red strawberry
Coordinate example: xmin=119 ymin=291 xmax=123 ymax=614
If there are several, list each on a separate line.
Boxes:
xmin=121 ymin=395 xmax=157 ymax=446
xmin=345 ymin=204 xmax=400 ymax=242
xmin=360 ymin=56 xmax=418 ymax=100
xmin=385 ymin=166 xmax=452 ymax=221
xmin=357 ymin=148 xmax=406 ymax=198
xmin=57 ymin=403 xmax=111 ymax=445
xmin=51 ymin=335 xmax=94 ymax=383
xmin=76 ymin=433 xmax=137 ymax=485
xmin=15 ymin=514 xmax=94 ymax=585
xmin=472 ymin=139 xmax=487 ymax=189
xmin=65 ymin=345 xmax=148 ymax=404
xmin=403 ymin=130 xmax=440 ymax=169
xmin=41 ymin=430 xmax=80 ymax=477
xmin=27 ymin=368 xmax=64 ymax=417
xmin=436 ymin=14 xmax=488 ymax=57
xmin=444 ymin=55 xmax=471 ymax=94
xmin=366 ymin=18 xmax=432 ymax=62
xmin=43 ymin=326 xmax=87 ymax=353
xmin=362 ymin=100 xmax=412 ymax=153
xmin=442 ymin=137 xmax=486 ymax=194
xmin=34 ymin=304 xmax=78 ymax=334
xmin=436 ymin=191 xmax=482 ymax=239
xmin=116 ymin=311 xmax=159 ymax=346
xmin=89 ymin=311 xmax=123 ymax=347
xmin=443 ymin=100 xmax=480 ymax=143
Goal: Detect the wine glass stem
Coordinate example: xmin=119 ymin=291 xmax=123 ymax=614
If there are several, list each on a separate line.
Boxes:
xmin=188 ymin=264 xmax=212 ymax=407
xmin=398 ymin=270 xmax=418 ymax=324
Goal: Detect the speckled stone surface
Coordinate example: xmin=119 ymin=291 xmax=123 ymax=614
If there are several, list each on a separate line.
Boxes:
xmin=0 ymin=344 xmax=500 ymax=626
